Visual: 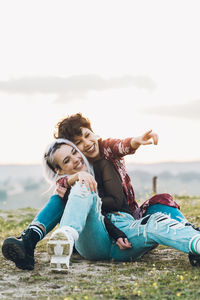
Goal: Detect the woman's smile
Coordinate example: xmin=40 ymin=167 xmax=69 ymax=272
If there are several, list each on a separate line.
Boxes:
xmin=74 ymin=158 xmax=84 ymax=171
xmin=53 ymin=144 xmax=88 ymax=175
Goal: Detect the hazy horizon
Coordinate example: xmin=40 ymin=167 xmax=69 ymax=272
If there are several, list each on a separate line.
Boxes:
xmin=1 ymin=160 xmax=200 ymax=210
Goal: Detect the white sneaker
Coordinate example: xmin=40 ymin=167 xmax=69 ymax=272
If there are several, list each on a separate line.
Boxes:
xmin=47 ymin=227 xmax=78 ymax=272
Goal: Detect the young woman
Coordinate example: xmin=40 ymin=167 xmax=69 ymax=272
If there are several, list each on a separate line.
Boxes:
xmin=2 ymin=139 xmax=131 ymax=270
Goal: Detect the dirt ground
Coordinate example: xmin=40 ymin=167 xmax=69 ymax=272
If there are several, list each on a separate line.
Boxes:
xmin=0 ymin=248 xmax=112 ymax=299
xmin=1 ymin=201 xmax=200 ymax=300
xmin=0 ymin=244 xmax=187 ymax=300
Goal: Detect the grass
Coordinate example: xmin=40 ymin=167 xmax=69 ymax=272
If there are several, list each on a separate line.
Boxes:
xmin=0 ymin=196 xmax=200 ymax=299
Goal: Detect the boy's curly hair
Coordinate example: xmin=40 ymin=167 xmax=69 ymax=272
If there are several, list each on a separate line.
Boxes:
xmin=54 ymin=113 xmax=93 ymax=141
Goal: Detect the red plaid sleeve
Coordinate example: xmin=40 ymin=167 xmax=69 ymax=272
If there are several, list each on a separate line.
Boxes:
xmin=99 ymin=137 xmax=136 ymax=159
xmin=56 ymin=176 xmax=69 ymax=188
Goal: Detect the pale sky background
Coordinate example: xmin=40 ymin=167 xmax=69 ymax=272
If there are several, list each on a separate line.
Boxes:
xmin=0 ymin=0 xmax=200 ymax=165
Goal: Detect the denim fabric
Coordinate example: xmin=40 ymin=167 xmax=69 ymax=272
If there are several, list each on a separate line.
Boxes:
xmin=59 ymin=183 xmax=111 ymax=260
xmin=57 ymin=182 xmax=200 ymax=261
xmin=107 ymin=212 xmax=198 ymax=261
xmin=145 ymin=203 xmax=188 ymax=223
xmin=33 ymin=194 xmax=66 ymax=235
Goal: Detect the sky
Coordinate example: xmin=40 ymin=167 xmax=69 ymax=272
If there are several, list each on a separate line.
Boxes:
xmin=0 ymin=0 xmax=200 ymax=165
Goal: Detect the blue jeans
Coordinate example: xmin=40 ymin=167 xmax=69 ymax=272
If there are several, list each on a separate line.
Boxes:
xmin=33 ymin=196 xmax=188 ymax=236
xmin=49 ymin=182 xmax=200 ymax=261
xmin=145 ymin=204 xmax=188 ymax=223
xmin=33 ymin=194 xmax=66 ymax=235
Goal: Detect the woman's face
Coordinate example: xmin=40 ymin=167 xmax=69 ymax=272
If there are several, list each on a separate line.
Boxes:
xmin=73 ymin=127 xmax=100 ymax=161
xmin=53 ymin=144 xmax=88 ymax=175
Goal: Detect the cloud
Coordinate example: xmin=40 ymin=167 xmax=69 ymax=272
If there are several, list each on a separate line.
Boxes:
xmin=142 ymin=99 xmax=200 ymax=120
xmin=0 ymin=74 xmax=156 ymax=102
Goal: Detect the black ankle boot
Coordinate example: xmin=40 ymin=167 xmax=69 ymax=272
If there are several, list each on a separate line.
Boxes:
xmin=2 ymin=228 xmax=40 ymax=270
xmin=188 ymin=253 xmax=200 ymax=267
xmin=185 ymin=223 xmax=200 ymax=267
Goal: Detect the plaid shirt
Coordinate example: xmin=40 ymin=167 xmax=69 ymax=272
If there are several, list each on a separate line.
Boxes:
xmin=98 ymin=138 xmax=179 ymax=217
xmin=98 ymin=137 xmax=138 ymax=212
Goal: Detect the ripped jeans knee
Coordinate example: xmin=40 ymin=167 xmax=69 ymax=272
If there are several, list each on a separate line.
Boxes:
xmin=135 ymin=212 xmax=186 ymax=244
xmin=148 ymin=212 xmax=185 ymax=233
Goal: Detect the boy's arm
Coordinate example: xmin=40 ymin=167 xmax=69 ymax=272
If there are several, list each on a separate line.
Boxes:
xmin=99 ymin=137 xmax=135 ymax=159
xmin=104 ymin=216 xmax=127 ymax=240
xmin=104 ymin=215 xmax=132 ymax=250
xmin=100 ymin=130 xmax=158 ymax=159
xmin=130 ymin=130 xmax=158 ymax=151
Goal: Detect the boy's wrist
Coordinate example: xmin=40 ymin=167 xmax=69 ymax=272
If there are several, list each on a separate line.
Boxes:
xmin=130 ymin=138 xmax=141 ymax=151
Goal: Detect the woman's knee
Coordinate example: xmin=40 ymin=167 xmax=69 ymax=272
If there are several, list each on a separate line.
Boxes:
xmin=68 ymin=182 xmax=94 ymax=207
xmin=70 ymin=182 xmax=91 ymax=197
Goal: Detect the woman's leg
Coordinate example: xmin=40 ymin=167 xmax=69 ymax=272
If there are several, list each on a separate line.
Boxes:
xmin=2 ymin=194 xmax=66 ymax=270
xmin=48 ymin=182 xmax=112 ymax=271
xmin=144 ymin=204 xmax=188 ymax=223
xmin=59 ymin=183 xmax=112 ymax=260
xmin=32 ymin=194 xmax=66 ymax=235
xmin=108 ymin=212 xmax=200 ymax=262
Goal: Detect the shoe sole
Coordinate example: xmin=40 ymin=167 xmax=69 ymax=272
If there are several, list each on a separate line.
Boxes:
xmin=2 ymin=238 xmax=25 ymax=262
xmin=47 ymin=238 xmax=70 ymax=272
xmin=50 ymin=256 xmax=69 ymax=272
xmin=48 ymin=241 xmax=70 ymax=256
xmin=2 ymin=238 xmax=34 ymax=270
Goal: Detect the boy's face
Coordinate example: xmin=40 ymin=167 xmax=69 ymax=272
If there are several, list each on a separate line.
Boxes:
xmin=73 ymin=127 xmax=100 ymax=160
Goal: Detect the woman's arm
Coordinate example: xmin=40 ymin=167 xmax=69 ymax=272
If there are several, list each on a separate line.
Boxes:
xmin=56 ymin=172 xmax=97 ymax=198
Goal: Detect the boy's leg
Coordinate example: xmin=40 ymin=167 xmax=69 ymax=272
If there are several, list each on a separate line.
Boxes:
xmin=108 ymin=212 xmax=200 ymax=262
xmin=48 ymin=183 xmax=111 ymax=270
xmin=108 ymin=213 xmax=157 ymax=261
xmin=2 ymin=194 xmax=66 ymax=270
xmin=144 ymin=204 xmax=188 ymax=223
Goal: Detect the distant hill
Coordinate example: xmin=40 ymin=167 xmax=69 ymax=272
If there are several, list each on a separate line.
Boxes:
xmin=0 ymin=164 xmax=49 ymax=210
xmin=126 ymin=161 xmax=200 ymax=175
xmin=126 ymin=161 xmax=200 ymax=200
xmin=1 ymin=161 xmax=200 ymax=179
xmin=0 ymin=162 xmax=200 ymax=209
xmin=0 ymin=164 xmax=43 ymax=181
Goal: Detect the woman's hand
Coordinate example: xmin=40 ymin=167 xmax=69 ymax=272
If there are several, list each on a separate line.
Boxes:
xmin=56 ymin=171 xmax=97 ymax=197
xmin=131 ymin=130 xmax=159 ymax=150
xmin=116 ymin=238 xmax=132 ymax=250
xmin=77 ymin=171 xmax=97 ymax=192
